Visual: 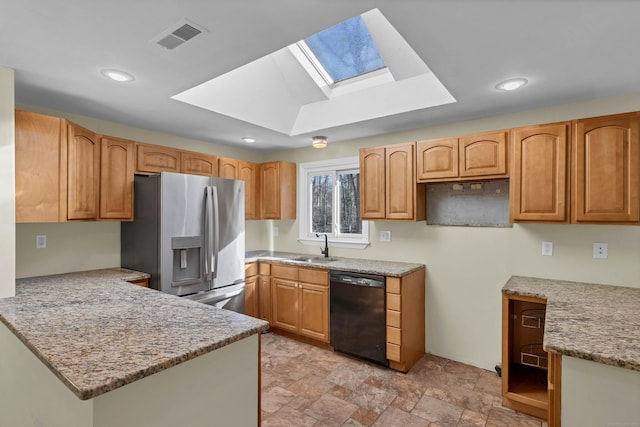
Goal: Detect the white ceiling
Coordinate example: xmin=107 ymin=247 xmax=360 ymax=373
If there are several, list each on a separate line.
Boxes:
xmin=2 ymin=1 xmax=640 ymax=152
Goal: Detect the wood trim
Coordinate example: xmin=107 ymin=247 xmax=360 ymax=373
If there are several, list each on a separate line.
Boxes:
xmin=548 ymin=352 xmax=562 ymax=427
xmin=127 ymin=278 xmax=149 ymax=288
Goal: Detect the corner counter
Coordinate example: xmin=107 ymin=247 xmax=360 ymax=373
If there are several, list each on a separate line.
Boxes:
xmin=502 ymin=276 xmax=640 ymax=426
xmin=0 ymin=268 xmax=269 ymax=427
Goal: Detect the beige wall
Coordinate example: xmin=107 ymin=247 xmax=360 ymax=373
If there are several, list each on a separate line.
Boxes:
xmin=0 ymin=67 xmax=15 ymax=298
xmin=14 ymin=94 xmax=640 ymax=371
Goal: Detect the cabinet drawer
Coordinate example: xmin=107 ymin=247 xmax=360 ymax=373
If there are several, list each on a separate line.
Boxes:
xmin=271 ymin=264 xmax=298 ymax=280
xmin=387 ymin=326 xmax=401 ymax=345
xmin=387 ymin=277 xmax=401 ymax=294
xmin=258 ymin=262 xmax=271 ymax=276
xmin=386 ymin=310 xmax=401 ymax=328
xmin=386 ymin=343 xmax=401 ymax=362
xmin=299 ymin=268 xmax=328 ymax=286
xmin=245 ymin=262 xmax=258 ymax=278
xmin=387 ymin=293 xmax=401 ymax=311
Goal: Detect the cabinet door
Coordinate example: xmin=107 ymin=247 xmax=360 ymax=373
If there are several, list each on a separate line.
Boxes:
xmin=299 ymin=283 xmax=329 ymax=342
xmin=219 ymin=157 xmax=239 ymax=179
xmin=271 ymin=278 xmax=299 ymax=333
xmin=67 ymin=123 xmax=100 ymax=220
xmin=100 ymin=137 xmax=134 ymax=220
xmin=15 ymin=111 xmax=65 ymax=222
xmin=239 ymin=161 xmax=259 ymax=220
xmin=180 ymin=151 xmax=218 ymax=176
xmin=258 ymin=270 xmax=271 ymax=323
xmin=459 ymin=130 xmax=508 ymax=177
xmin=386 ymin=143 xmax=415 ymax=219
xmin=360 ymin=146 xmax=386 ymax=219
xmin=244 ymin=276 xmax=258 ymax=318
xmin=572 ymin=113 xmax=640 ymax=223
xmin=416 ymin=138 xmax=459 ymax=181
xmin=260 ymin=162 xmax=281 ymax=219
xmin=510 ymin=123 xmax=569 ymax=222
xmin=135 ymin=143 xmax=180 ymax=174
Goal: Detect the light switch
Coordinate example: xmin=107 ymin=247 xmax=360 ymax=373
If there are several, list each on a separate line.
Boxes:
xmin=542 ymin=241 xmax=553 ymax=256
xmin=36 ymin=235 xmax=46 ymax=249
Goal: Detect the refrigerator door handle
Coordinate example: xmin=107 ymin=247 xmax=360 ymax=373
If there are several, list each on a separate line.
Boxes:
xmin=211 ymin=185 xmax=220 ymax=280
xmin=203 ymin=186 xmax=214 ymax=282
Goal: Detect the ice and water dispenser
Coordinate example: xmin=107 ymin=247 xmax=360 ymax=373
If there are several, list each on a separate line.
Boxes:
xmin=171 ymin=236 xmax=204 ymax=286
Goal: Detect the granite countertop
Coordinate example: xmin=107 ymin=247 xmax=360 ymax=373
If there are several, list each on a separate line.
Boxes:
xmin=245 ymin=250 xmax=424 ymax=277
xmin=0 ymin=268 xmax=269 ymax=400
xmin=503 ymin=276 xmax=640 ymax=372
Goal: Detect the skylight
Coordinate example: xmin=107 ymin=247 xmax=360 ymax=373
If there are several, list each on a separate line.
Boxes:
xmin=302 ymin=16 xmax=386 ymax=84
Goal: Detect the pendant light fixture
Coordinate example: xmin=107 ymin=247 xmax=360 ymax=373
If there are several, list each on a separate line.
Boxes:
xmin=312 ymin=135 xmax=328 ymax=149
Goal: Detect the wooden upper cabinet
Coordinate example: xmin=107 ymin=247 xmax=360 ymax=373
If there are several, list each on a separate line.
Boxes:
xmin=218 ymin=157 xmax=239 ymax=179
xmin=416 ymin=131 xmax=508 ymax=182
xmin=15 ymin=110 xmax=67 ymax=222
xmin=239 ymin=161 xmax=259 ymax=220
xmin=459 ymin=130 xmax=508 ymax=178
xmin=386 ymin=143 xmax=417 ymax=220
xmin=260 ymin=161 xmax=296 ymax=220
xmin=360 ymin=146 xmax=386 ymax=219
xmin=100 ymin=137 xmax=135 ymax=221
xmin=416 ymin=138 xmax=459 ymax=180
xmin=572 ymin=112 xmax=640 ymax=223
xmin=67 ymin=122 xmax=100 ymax=220
xmin=360 ymin=144 xmax=425 ymax=221
xmin=510 ymin=123 xmax=570 ymax=222
xmin=135 ymin=142 xmax=180 ymax=174
xmin=180 ymin=151 xmax=218 ymax=176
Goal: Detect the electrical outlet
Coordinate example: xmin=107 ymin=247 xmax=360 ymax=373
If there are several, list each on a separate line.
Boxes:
xmin=36 ymin=235 xmax=46 ymax=249
xmin=379 ymin=230 xmax=391 ymax=242
xmin=542 ymin=241 xmax=553 ymax=256
xmin=272 ymin=227 xmax=279 ymax=237
xmin=593 ymin=242 xmax=608 ymax=259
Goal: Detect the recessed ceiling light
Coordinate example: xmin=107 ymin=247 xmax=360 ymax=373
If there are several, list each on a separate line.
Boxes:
xmin=495 ymin=78 xmax=528 ymax=91
xmin=241 ymin=137 xmax=256 ymax=143
xmin=101 ymin=69 xmax=134 ymax=82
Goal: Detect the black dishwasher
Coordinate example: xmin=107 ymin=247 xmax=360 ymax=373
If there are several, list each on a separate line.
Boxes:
xmin=330 ymin=271 xmax=387 ymax=366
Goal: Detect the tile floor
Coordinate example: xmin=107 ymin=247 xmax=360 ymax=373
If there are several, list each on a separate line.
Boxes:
xmin=260 ymin=332 xmax=547 ymax=427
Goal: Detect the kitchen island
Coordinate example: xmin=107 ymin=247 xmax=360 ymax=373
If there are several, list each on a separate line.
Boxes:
xmin=0 ymin=268 xmax=269 ymax=427
xmin=503 ymin=276 xmax=640 ymax=426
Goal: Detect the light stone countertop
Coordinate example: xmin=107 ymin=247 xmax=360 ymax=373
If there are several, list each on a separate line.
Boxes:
xmin=503 ymin=276 xmax=640 ymax=372
xmin=245 ymin=250 xmax=425 ymax=277
xmin=0 ymin=268 xmax=269 ymax=400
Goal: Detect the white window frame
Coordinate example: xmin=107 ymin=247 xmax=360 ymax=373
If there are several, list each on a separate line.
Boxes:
xmin=298 ymin=157 xmax=370 ymax=249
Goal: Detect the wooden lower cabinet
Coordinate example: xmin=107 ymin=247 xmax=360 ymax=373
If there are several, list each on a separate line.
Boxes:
xmin=385 ymin=267 xmax=425 ymax=372
xmin=502 ymin=293 xmax=561 ymax=425
xmin=258 ymin=263 xmax=272 ymax=323
xmin=244 ymin=262 xmax=259 ymax=318
xmin=270 ymin=264 xmax=329 ymax=343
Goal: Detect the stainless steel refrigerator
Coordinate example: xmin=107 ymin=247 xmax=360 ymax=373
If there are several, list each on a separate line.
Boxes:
xmin=121 ymin=172 xmax=245 ymax=313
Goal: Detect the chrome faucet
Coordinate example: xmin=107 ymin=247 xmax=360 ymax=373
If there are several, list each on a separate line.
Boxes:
xmin=316 ymin=233 xmax=329 ymax=258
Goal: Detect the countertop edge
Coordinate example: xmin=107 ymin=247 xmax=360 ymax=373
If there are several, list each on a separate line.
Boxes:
xmin=245 ymin=251 xmax=425 ymax=277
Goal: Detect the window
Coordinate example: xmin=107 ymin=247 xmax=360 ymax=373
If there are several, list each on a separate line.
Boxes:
xmin=298 ymin=157 xmax=369 ymax=249
xmin=302 ymin=15 xmax=386 ymax=84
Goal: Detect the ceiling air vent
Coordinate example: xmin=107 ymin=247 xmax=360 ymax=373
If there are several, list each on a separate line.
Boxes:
xmin=152 ymin=18 xmax=208 ymax=50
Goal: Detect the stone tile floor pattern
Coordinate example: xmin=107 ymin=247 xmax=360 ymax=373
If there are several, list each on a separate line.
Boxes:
xmin=261 ymin=332 xmax=547 ymax=427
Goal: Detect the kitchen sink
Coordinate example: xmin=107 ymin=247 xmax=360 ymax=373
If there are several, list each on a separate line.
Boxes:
xmin=290 ymin=256 xmax=338 ymax=263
